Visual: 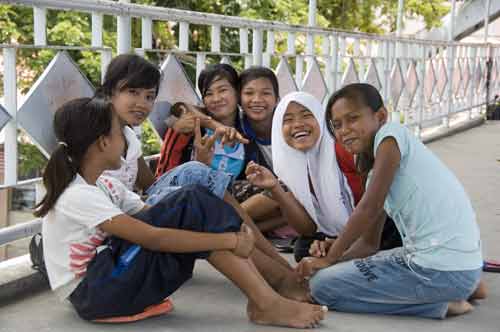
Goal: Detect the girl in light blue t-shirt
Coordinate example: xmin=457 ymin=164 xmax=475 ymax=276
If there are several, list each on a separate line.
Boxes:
xmin=296 ymin=83 xmax=485 ymax=319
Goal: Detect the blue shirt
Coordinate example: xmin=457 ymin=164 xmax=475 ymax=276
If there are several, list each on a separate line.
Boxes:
xmin=369 ymin=122 xmax=482 ymax=271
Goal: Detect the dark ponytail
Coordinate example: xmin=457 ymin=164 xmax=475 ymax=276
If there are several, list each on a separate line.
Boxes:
xmin=325 ymin=83 xmax=384 ymax=181
xmin=34 ymin=98 xmax=113 ymax=217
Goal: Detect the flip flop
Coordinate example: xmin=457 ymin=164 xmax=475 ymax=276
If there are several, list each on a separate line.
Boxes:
xmin=483 ymin=260 xmax=500 ymax=273
xmin=93 ymin=298 xmax=174 ymax=323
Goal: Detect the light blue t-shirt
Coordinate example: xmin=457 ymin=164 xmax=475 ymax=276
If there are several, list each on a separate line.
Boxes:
xmin=370 ymin=122 xmax=482 ymax=271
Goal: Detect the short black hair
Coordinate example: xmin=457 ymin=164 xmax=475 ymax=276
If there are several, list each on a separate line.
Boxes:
xmin=239 ymin=66 xmax=279 ymax=98
xmin=97 ymin=54 xmax=161 ymax=98
xmin=197 ymin=63 xmax=239 ymax=99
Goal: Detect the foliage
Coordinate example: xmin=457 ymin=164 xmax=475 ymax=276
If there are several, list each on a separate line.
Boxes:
xmin=0 ymin=0 xmax=450 ymax=176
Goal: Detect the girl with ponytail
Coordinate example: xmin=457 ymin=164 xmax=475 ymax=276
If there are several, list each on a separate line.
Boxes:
xmin=35 ymin=97 xmax=326 ymax=328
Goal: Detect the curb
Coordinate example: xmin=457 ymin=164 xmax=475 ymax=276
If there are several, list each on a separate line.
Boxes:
xmin=422 ymin=116 xmax=485 ymax=144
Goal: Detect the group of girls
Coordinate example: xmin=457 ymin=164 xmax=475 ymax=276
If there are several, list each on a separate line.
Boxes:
xmin=36 ymin=53 xmax=485 ymax=328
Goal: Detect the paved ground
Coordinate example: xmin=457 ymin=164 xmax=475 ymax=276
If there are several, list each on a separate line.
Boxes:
xmin=0 ymin=121 xmax=499 ymax=332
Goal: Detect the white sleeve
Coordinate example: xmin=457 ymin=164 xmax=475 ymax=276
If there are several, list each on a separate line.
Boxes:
xmin=55 ymin=185 xmax=125 ymax=229
xmin=98 ymin=176 xmax=145 ymax=215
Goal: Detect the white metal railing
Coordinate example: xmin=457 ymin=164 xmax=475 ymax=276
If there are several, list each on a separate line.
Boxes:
xmin=1 ymin=0 xmax=499 ymax=253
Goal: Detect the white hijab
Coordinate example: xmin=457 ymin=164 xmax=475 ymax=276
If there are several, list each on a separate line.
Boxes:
xmin=271 ymin=92 xmax=354 ymax=236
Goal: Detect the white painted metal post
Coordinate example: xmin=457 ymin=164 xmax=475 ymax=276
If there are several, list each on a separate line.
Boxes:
xmin=484 ymin=0 xmax=491 ymax=43
xmin=179 ymin=22 xmax=189 ymax=51
xmin=240 ymin=28 xmax=252 ymax=69
xmin=33 ymin=7 xmax=47 ymax=46
xmin=444 ymin=0 xmax=457 ymax=127
xmin=252 ymin=28 xmax=263 ymax=66
xmin=306 ymin=0 xmax=317 ymax=72
xmin=287 ymin=32 xmax=296 ymax=55
xmin=117 ymin=0 xmax=132 ymax=54
xmin=211 ymin=25 xmax=221 ymax=52
xmin=331 ymin=34 xmax=339 ymax=92
xmin=3 ymin=48 xmax=17 ymax=186
xmin=416 ymin=44 xmax=426 ymax=138
xmin=91 ymin=13 xmax=103 ymax=47
xmin=296 ymin=55 xmax=304 ymax=89
xmin=323 ymin=36 xmax=333 ymax=93
xmin=263 ymin=30 xmax=275 ymax=67
xmin=141 ymin=17 xmax=153 ymax=49
xmin=196 ymin=53 xmax=207 ymax=97
xmin=100 ymin=49 xmax=112 ymax=83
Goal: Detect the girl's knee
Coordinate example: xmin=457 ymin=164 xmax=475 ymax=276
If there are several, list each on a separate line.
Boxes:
xmin=309 ymin=268 xmax=339 ymax=307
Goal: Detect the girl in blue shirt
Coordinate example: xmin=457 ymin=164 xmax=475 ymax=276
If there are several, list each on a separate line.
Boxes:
xmin=297 ymin=83 xmax=485 ymax=319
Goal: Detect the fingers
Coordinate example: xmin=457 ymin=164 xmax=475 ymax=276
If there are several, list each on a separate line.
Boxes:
xmin=194 ymin=118 xmax=202 ymax=144
xmin=236 ymin=132 xmax=250 ymax=144
xmin=319 ymin=241 xmax=327 ymax=257
xmin=309 ymin=240 xmax=321 ymax=257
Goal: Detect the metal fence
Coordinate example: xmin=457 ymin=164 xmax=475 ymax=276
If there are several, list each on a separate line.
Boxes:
xmin=1 ymin=0 xmax=500 ymax=255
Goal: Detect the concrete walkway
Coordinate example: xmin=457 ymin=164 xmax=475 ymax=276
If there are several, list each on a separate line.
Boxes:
xmin=1 ymin=122 xmax=499 ymax=332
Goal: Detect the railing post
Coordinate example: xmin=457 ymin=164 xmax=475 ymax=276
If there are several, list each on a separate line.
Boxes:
xmin=252 ymin=28 xmax=263 ymax=66
xmin=239 ymin=28 xmax=251 ymax=69
xmin=3 ymin=48 xmax=17 ymax=186
xmin=33 ymin=6 xmax=47 ymax=46
xmin=196 ymin=53 xmax=206 ymax=97
xmin=296 ymin=55 xmax=304 ymax=89
xmin=211 ymin=25 xmax=221 ymax=53
xmin=416 ymin=44 xmax=426 ymax=138
xmin=323 ymin=35 xmax=333 ymax=94
xmin=117 ymin=0 xmax=132 ymax=54
xmin=141 ymin=17 xmax=153 ymax=50
xmin=91 ymin=13 xmax=103 ymax=47
xmin=331 ymin=34 xmax=339 ymax=92
xmin=179 ymin=22 xmax=189 ymax=52
xmin=100 ymin=49 xmax=112 ymax=83
xmin=263 ymin=30 xmax=275 ymax=67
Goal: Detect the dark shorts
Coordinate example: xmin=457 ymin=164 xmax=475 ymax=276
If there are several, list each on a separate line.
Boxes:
xmin=69 ymin=185 xmax=242 ymax=321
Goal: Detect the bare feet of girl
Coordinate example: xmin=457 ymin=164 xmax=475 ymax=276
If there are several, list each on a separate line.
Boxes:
xmin=247 ymin=298 xmax=327 ymax=328
xmin=276 ymin=274 xmax=312 ymax=302
xmin=468 ymin=280 xmax=487 ymax=301
xmin=446 ymin=300 xmax=474 ymax=317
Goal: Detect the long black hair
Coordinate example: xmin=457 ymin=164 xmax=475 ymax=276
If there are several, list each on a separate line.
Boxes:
xmin=34 ymin=98 xmax=114 ymax=217
xmin=239 ymin=66 xmax=279 ymax=99
xmin=197 ymin=63 xmax=239 ymax=99
xmin=96 ymin=54 xmax=161 ymax=98
xmin=325 ymin=83 xmax=384 ymax=180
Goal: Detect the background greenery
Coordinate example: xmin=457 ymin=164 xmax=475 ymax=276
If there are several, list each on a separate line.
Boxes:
xmin=0 ymin=0 xmax=449 ymax=178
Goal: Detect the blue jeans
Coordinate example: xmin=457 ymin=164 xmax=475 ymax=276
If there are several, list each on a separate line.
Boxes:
xmin=310 ymin=247 xmax=481 ymax=319
xmin=145 ymin=161 xmax=232 ymax=205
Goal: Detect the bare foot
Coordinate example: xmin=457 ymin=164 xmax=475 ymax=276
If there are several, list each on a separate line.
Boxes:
xmin=468 ymin=280 xmax=487 ymax=301
xmin=446 ymin=300 xmax=474 ymax=317
xmin=276 ymin=274 xmax=312 ymax=303
xmin=247 ymin=298 xmax=327 ymax=329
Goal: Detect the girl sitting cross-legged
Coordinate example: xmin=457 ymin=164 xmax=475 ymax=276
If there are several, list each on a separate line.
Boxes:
xmin=34 ymin=97 xmax=327 ymax=328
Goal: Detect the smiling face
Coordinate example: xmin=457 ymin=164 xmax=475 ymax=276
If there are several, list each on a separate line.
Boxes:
xmin=111 ymin=84 xmax=157 ymax=126
xmin=329 ymin=97 xmax=386 ymax=155
xmin=103 ymin=113 xmax=126 ymax=170
xmin=203 ymin=78 xmax=239 ymax=125
xmin=240 ymin=77 xmax=277 ymax=123
xmin=282 ymin=101 xmax=321 ymax=152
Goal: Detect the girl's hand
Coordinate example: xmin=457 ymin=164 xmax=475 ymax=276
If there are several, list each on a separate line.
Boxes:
xmin=309 ymin=238 xmax=336 ymax=257
xmin=295 ymin=257 xmax=331 ymax=281
xmin=218 ymin=126 xmax=250 ymax=146
xmin=245 ymin=161 xmax=278 ymax=190
xmin=172 ymin=105 xmax=211 ymax=134
xmin=193 ymin=118 xmax=218 ymax=166
xmin=233 ymin=224 xmax=255 ymax=258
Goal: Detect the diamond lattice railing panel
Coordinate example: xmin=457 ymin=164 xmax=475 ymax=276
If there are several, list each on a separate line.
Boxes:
xmin=150 ymin=54 xmax=200 ymax=139
xmin=301 ymin=58 xmax=328 ymax=102
xmin=461 ymin=58 xmax=471 ymax=94
xmin=0 ymin=104 xmax=11 ymax=132
xmin=341 ymin=58 xmax=359 ymax=87
xmin=435 ymin=59 xmax=448 ymax=99
xmin=364 ymin=58 xmax=382 ymax=91
xmin=452 ymin=59 xmax=462 ymax=97
xmin=275 ymin=57 xmax=298 ymax=99
xmin=474 ymin=60 xmax=483 ymax=93
xmin=390 ymin=60 xmax=405 ymax=108
xmin=424 ymin=60 xmax=436 ymax=102
xmin=405 ymin=61 xmax=419 ymax=107
xmin=491 ymin=59 xmax=498 ymax=90
xmin=17 ymin=51 xmax=95 ymax=156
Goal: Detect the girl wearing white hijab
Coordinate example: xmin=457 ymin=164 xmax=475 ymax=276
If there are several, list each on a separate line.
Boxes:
xmin=246 ymin=92 xmax=355 ymax=261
